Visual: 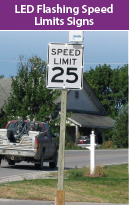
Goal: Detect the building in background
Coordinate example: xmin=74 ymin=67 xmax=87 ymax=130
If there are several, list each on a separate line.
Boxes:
xmin=0 ymin=77 xmax=114 ymax=143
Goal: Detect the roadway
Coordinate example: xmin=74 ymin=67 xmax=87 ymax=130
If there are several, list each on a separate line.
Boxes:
xmin=0 ymin=149 xmax=128 ymax=182
xmin=0 ymin=199 xmax=127 ymax=205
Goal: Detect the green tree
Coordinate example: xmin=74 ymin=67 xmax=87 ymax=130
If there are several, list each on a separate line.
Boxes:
xmin=0 ymin=75 xmax=6 ymax=128
xmin=112 ymin=104 xmax=128 ymax=148
xmin=110 ymin=65 xmax=128 ymax=112
xmin=0 ymin=109 xmax=7 ymax=128
xmin=0 ymin=75 xmax=4 ymax=79
xmin=3 ymin=55 xmax=61 ymax=127
xmin=84 ymin=64 xmax=128 ymax=118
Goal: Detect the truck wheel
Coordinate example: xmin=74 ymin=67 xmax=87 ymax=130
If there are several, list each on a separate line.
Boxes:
xmin=8 ymin=159 xmax=15 ymax=166
xmin=49 ymin=150 xmax=58 ymax=169
xmin=35 ymin=151 xmax=44 ymax=170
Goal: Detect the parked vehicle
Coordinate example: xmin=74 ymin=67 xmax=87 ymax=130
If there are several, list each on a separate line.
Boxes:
xmin=77 ymin=136 xmax=98 ymax=149
xmin=0 ymin=120 xmax=58 ymax=170
xmin=77 ymin=136 xmax=90 ymax=144
xmin=77 ymin=136 xmax=90 ymax=148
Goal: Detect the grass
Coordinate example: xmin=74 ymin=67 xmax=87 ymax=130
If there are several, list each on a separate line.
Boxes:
xmin=0 ymin=164 xmax=128 ymax=203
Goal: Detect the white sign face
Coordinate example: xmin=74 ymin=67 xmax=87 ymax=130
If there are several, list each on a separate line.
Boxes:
xmin=47 ymin=43 xmax=84 ymax=90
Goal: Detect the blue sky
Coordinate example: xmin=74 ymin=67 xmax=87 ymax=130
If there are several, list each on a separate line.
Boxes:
xmin=0 ymin=31 xmax=128 ymax=78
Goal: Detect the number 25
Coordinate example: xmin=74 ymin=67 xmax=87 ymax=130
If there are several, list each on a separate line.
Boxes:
xmin=51 ymin=67 xmax=78 ymax=83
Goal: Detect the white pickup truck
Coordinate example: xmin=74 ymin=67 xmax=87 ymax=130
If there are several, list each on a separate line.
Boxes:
xmin=0 ymin=120 xmax=58 ymax=170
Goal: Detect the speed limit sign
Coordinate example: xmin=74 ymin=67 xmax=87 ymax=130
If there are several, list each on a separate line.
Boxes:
xmin=46 ymin=43 xmax=84 ymax=90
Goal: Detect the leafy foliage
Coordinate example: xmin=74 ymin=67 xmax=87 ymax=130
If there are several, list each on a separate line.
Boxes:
xmin=0 ymin=74 xmax=7 ymax=127
xmin=112 ymin=104 xmax=128 ymax=148
xmin=84 ymin=165 xmax=106 ymax=177
xmin=0 ymin=109 xmax=7 ymax=128
xmin=3 ymin=55 xmax=61 ymax=127
xmin=100 ymin=140 xmax=114 ymax=149
xmin=0 ymin=75 xmax=4 ymax=79
xmin=84 ymin=64 xmax=128 ymax=118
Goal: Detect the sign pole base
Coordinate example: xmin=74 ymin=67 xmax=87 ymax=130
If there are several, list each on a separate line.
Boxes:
xmin=55 ymin=190 xmax=65 ymax=205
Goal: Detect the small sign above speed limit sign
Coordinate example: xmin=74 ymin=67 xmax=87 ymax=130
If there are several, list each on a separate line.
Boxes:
xmin=46 ymin=43 xmax=84 ymax=90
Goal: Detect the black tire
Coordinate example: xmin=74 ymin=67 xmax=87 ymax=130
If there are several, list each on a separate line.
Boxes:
xmin=35 ymin=151 xmax=44 ymax=170
xmin=35 ymin=163 xmax=40 ymax=170
xmin=8 ymin=159 xmax=15 ymax=165
xmin=49 ymin=150 xmax=58 ymax=169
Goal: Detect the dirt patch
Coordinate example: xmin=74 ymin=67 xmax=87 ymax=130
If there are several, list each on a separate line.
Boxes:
xmin=83 ymin=175 xmax=104 ymax=177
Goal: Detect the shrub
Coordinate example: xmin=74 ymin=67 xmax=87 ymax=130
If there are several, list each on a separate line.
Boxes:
xmin=65 ymin=142 xmax=81 ymax=150
xmin=65 ymin=134 xmax=73 ymax=145
xmin=112 ymin=104 xmax=128 ymax=148
xmin=100 ymin=140 xmax=114 ymax=149
xmin=84 ymin=165 xmax=105 ymax=177
xmin=94 ymin=165 xmax=105 ymax=176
